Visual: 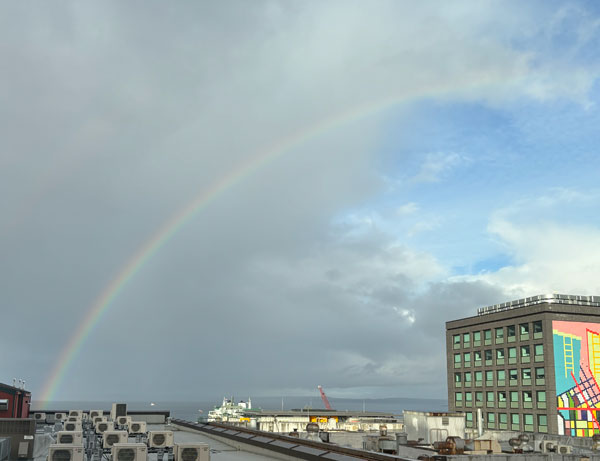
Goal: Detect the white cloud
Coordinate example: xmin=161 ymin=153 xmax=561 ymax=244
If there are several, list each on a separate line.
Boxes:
xmin=412 ymin=152 xmax=468 ymax=183
xmin=458 ymin=189 xmax=600 ymax=297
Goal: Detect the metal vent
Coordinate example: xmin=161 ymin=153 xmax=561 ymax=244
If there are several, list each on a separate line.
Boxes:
xmin=65 ymin=424 xmax=75 ymax=431
xmin=106 ymin=434 xmax=120 ymax=446
xmin=181 ymin=448 xmax=199 ymax=461
xmin=131 ymin=423 xmax=141 ymax=432
xmin=59 ymin=434 xmax=73 ymax=444
xmin=442 ymin=416 xmax=449 ymax=426
xmin=98 ymin=423 xmax=107 ymax=432
xmin=52 ymin=449 xmax=72 ymax=461
xmin=117 ymin=448 xmax=136 ymax=461
xmin=153 ymin=434 xmax=166 ymax=446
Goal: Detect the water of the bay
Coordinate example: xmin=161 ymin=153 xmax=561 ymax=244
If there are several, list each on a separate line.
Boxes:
xmin=32 ymin=397 xmax=448 ymax=422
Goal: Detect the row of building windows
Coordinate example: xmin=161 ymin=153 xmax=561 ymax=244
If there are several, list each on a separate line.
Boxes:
xmin=452 ymin=321 xmax=543 ymax=349
xmin=453 ymin=367 xmax=546 ymax=388
xmin=464 ymin=411 xmax=548 ymax=432
xmin=453 ymin=344 xmax=544 ymax=368
xmin=455 ymin=390 xmax=547 ymax=410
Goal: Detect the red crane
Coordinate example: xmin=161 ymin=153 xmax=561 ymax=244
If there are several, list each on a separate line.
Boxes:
xmin=318 ymin=385 xmax=333 ymax=410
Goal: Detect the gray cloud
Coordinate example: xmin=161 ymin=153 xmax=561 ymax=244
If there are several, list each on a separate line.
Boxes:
xmin=0 ymin=1 xmax=593 ymax=402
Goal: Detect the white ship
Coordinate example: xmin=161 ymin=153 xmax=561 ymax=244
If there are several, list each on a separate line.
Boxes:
xmin=207 ymin=397 xmax=253 ymax=422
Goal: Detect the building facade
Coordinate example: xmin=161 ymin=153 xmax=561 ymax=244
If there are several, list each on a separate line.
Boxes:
xmin=0 ymin=382 xmax=30 ymax=419
xmin=446 ymin=294 xmax=600 ymax=437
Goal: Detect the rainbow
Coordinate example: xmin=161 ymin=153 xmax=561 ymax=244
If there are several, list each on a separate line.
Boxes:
xmin=38 ymin=75 xmax=503 ymax=406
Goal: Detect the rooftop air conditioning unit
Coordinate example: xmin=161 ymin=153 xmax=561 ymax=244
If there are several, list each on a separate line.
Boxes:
xmin=64 ymin=422 xmax=82 ymax=432
xmin=34 ymin=413 xmax=46 ymax=422
xmin=47 ymin=444 xmax=84 ymax=461
xmin=112 ymin=443 xmax=147 ymax=461
xmin=174 ymin=443 xmax=210 ymax=461
xmin=90 ymin=410 xmax=103 ymax=420
xmin=47 ymin=414 xmax=57 ymax=424
xmin=128 ymin=421 xmax=147 ymax=435
xmin=117 ymin=416 xmax=132 ymax=426
xmin=93 ymin=416 xmax=107 ymax=425
xmin=541 ymin=441 xmax=558 ymax=453
xmin=557 ymin=445 xmax=572 ymax=454
xmin=68 ymin=410 xmax=82 ymax=418
xmin=57 ymin=431 xmax=83 ymax=445
xmin=111 ymin=403 xmax=127 ymax=421
xmin=95 ymin=421 xmax=114 ymax=434
xmin=67 ymin=417 xmax=80 ymax=422
xmin=148 ymin=431 xmax=174 ymax=449
xmin=54 ymin=413 xmax=67 ymax=422
xmin=102 ymin=431 xmax=128 ymax=449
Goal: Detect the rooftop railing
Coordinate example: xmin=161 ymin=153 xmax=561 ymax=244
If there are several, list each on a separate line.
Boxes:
xmin=477 ymin=294 xmax=600 ymax=316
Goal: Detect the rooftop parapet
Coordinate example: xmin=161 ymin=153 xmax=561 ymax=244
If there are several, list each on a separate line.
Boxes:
xmin=477 ymin=293 xmax=600 ymax=316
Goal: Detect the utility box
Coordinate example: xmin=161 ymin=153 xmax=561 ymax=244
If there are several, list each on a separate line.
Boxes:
xmin=110 ymin=404 xmax=127 ymax=421
xmin=403 ymin=411 xmax=465 ymax=445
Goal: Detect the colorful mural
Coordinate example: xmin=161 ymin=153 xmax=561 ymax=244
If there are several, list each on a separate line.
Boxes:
xmin=553 ymin=321 xmax=600 ymax=436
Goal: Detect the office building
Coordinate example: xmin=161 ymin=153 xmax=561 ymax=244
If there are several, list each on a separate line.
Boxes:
xmin=446 ymin=294 xmax=600 ymax=437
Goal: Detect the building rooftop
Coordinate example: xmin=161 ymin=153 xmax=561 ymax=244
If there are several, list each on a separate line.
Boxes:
xmin=477 ymin=293 xmax=600 ymax=316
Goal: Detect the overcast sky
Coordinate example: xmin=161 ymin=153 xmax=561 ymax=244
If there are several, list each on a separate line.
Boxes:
xmin=3 ymin=1 xmax=600 ymax=404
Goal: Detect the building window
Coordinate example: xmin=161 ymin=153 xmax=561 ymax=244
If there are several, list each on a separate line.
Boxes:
xmin=520 ymin=323 xmax=529 ymax=340
xmin=508 ymin=347 xmax=517 ymax=364
xmin=454 ymin=372 xmax=462 ymax=387
xmin=537 ymin=391 xmax=546 ymax=409
xmin=533 ymin=320 xmax=543 ymax=339
xmin=511 ymin=413 xmax=520 ymax=431
xmin=534 ymin=344 xmax=544 ymax=362
xmin=463 ymin=332 xmax=471 ymax=347
xmin=0 ymin=400 xmax=7 ymax=411
xmin=455 ymin=392 xmax=463 ymax=407
xmin=473 ymin=331 xmax=481 ymax=347
xmin=466 ymin=412 xmax=473 ymax=428
xmin=484 ymin=329 xmax=492 ymax=345
xmin=510 ymin=391 xmax=519 ymax=408
xmin=521 ymin=368 xmax=531 ymax=386
xmin=507 ymin=325 xmax=516 ymax=342
xmin=487 ymin=412 xmax=495 ymax=428
xmin=485 ymin=370 xmax=494 ymax=386
xmin=465 ymin=392 xmax=472 ymax=407
xmin=454 ymin=353 xmax=462 ymax=368
xmin=509 ymin=368 xmax=518 ymax=386
xmin=475 ymin=371 xmax=483 ymax=387
xmin=496 ymin=348 xmax=505 ymax=365
xmin=484 ymin=349 xmax=493 ymax=366
xmin=524 ymin=414 xmax=534 ymax=432
xmin=464 ymin=372 xmax=472 ymax=387
xmin=486 ymin=391 xmax=494 ymax=408
xmin=538 ymin=414 xmax=548 ymax=433
xmin=453 ymin=334 xmax=461 ymax=349
xmin=499 ymin=413 xmax=508 ymax=429
xmin=474 ymin=350 xmax=482 ymax=367
xmin=497 ymin=369 xmax=506 ymax=386
xmin=523 ymin=391 xmax=533 ymax=409
xmin=521 ymin=345 xmax=531 ymax=363
xmin=535 ymin=367 xmax=545 ymax=385
xmin=464 ymin=352 xmax=471 ymax=367
xmin=495 ymin=327 xmax=504 ymax=344
xmin=475 ymin=391 xmax=483 ymax=407
xmin=498 ymin=391 xmax=507 ymax=408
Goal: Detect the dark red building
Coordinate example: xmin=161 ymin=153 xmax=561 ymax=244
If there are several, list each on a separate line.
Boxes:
xmin=0 ymin=382 xmax=30 ymax=418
